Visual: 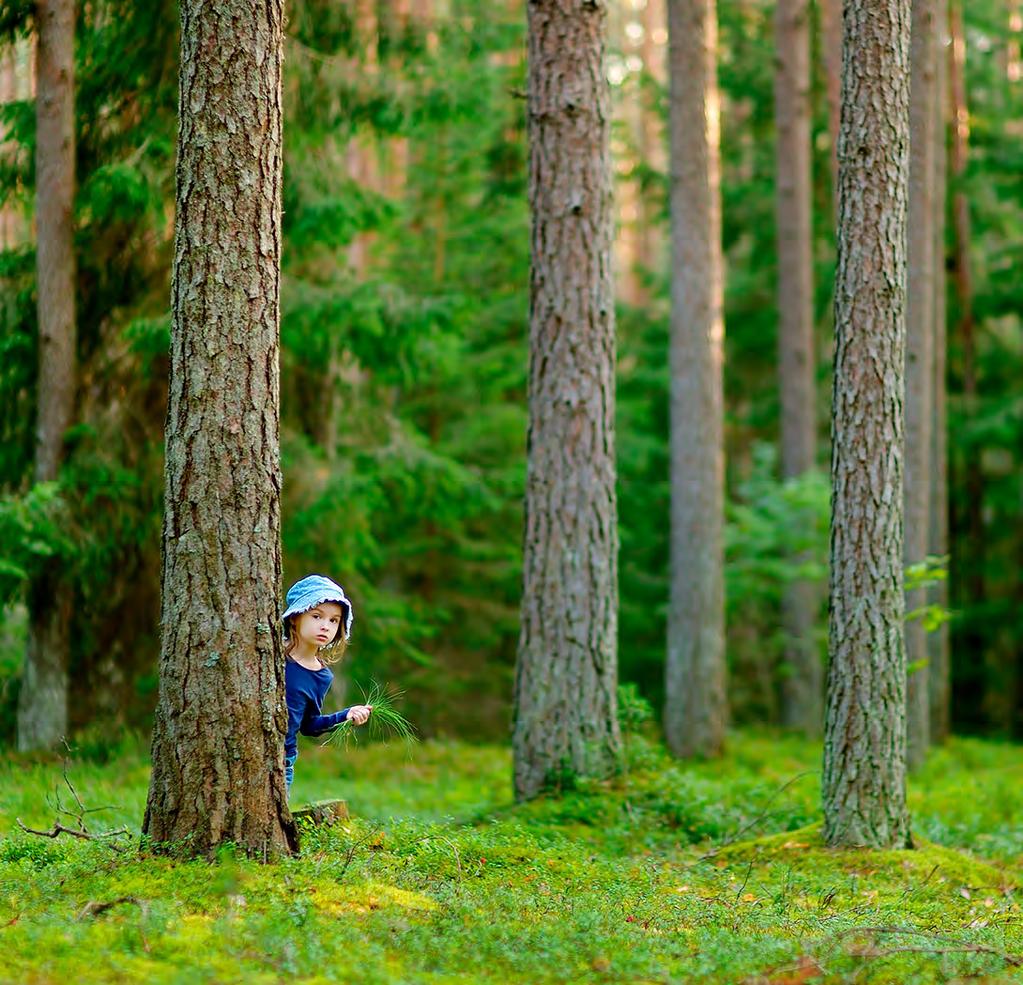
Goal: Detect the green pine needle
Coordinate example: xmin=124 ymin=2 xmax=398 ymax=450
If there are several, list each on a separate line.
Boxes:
xmin=323 ymin=681 xmax=418 ymax=749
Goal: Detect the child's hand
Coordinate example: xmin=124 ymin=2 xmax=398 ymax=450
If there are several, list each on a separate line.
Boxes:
xmin=347 ymin=705 xmax=373 ymax=726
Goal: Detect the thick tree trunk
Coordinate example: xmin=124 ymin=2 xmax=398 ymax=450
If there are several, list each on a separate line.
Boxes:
xmin=774 ymin=0 xmax=821 ymax=737
xmin=17 ymin=0 xmax=76 ymax=753
xmin=142 ymin=0 xmax=297 ymax=858
xmin=822 ymin=0 xmax=912 ymax=849
xmin=512 ymin=0 xmax=620 ymax=801
xmin=928 ymin=0 xmax=951 ymax=744
xmin=664 ymin=0 xmax=727 ymax=759
xmin=904 ymin=0 xmax=936 ymax=771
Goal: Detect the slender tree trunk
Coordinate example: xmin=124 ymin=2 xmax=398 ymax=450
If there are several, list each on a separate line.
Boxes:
xmin=822 ymin=0 xmax=912 ymax=849
xmin=1010 ymin=2 xmax=1023 ymax=82
xmin=326 ymin=0 xmax=377 ymax=461
xmin=775 ymin=0 xmax=821 ymax=736
xmin=928 ymin=0 xmax=951 ymax=744
xmin=948 ymin=0 xmax=983 ymax=718
xmin=636 ymin=0 xmax=666 ymax=301
xmin=616 ymin=1 xmax=643 ymax=307
xmin=818 ymin=0 xmax=842 ymax=204
xmin=904 ymin=0 xmax=936 ymax=770
xmin=0 ymin=48 xmax=14 ymax=250
xmin=512 ymin=0 xmax=620 ymax=801
xmin=1014 ymin=477 xmax=1023 ymax=741
xmin=664 ymin=0 xmax=727 ymax=759
xmin=143 ymin=0 xmax=297 ymax=858
xmin=17 ymin=0 xmax=76 ymax=753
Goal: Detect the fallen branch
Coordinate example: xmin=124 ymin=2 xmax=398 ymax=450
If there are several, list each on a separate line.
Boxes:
xmin=853 ymin=943 xmax=1021 ymax=964
xmin=15 ymin=739 xmax=130 ymax=852
xmin=16 ymin=818 xmax=130 ymax=850
xmin=684 ymin=770 xmax=818 ymax=868
xmin=77 ymin=896 xmax=145 ymax=920
xmin=839 ymin=926 xmax=1023 ymax=968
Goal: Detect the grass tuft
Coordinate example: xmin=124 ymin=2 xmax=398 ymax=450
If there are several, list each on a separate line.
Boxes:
xmin=323 ymin=680 xmax=418 ymax=749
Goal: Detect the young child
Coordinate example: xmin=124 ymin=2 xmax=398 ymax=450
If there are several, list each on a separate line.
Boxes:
xmin=282 ymin=574 xmax=372 ymax=796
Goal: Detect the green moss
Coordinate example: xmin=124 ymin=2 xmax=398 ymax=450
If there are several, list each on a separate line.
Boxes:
xmin=718 ymin=823 xmax=1016 ymax=887
xmin=1 ymin=732 xmax=1022 ymax=984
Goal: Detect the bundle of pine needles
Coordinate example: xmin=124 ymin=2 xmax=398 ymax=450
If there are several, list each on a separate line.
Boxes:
xmin=324 ymin=681 xmax=417 ymax=749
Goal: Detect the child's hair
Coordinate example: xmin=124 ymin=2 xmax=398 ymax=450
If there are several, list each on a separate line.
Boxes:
xmin=283 ymin=613 xmax=349 ymax=666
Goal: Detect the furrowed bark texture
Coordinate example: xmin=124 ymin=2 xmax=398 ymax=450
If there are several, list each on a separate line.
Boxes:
xmin=18 ymin=0 xmax=76 ymax=752
xmin=774 ymin=0 xmax=821 ymax=737
xmin=904 ymin=0 xmax=936 ymax=770
xmin=664 ymin=0 xmax=727 ymax=759
xmin=512 ymin=0 xmax=620 ymax=801
xmin=928 ymin=0 xmax=950 ymax=743
xmin=142 ymin=0 xmax=297 ymax=858
xmin=822 ymin=0 xmax=912 ymax=849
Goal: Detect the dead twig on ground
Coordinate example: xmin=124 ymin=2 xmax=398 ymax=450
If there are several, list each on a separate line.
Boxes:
xmin=16 ymin=739 xmax=130 ymax=852
xmin=838 ymin=925 xmax=1023 ymax=967
xmin=77 ymin=896 xmax=146 ymax=920
xmin=16 ymin=818 xmax=130 ymax=849
xmin=684 ymin=770 xmax=818 ymax=869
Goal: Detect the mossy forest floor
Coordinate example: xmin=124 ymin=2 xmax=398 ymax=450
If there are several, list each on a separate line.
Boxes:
xmin=1 ymin=730 xmax=1021 ymax=984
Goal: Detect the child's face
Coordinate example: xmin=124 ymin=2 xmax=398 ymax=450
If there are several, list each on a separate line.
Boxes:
xmin=294 ymin=602 xmax=345 ymax=649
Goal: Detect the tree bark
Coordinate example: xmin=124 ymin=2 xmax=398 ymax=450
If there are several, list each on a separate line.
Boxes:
xmin=928 ymin=0 xmax=951 ymax=744
xmin=818 ymin=0 xmax=842 ymax=203
xmin=637 ymin=0 xmax=666 ymax=301
xmin=142 ymin=0 xmax=297 ymax=858
xmin=0 ymin=48 xmax=14 ymax=250
xmin=774 ymin=0 xmax=821 ymax=737
xmin=904 ymin=0 xmax=936 ymax=771
xmin=948 ymin=0 xmax=983 ymax=719
xmin=822 ymin=0 xmax=912 ymax=849
xmin=17 ymin=0 xmax=76 ymax=753
xmin=664 ymin=0 xmax=727 ymax=759
xmin=512 ymin=0 xmax=620 ymax=801
xmin=1010 ymin=2 xmax=1023 ymax=83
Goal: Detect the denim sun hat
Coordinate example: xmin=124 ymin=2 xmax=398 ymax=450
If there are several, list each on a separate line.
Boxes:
xmin=282 ymin=574 xmax=354 ymax=642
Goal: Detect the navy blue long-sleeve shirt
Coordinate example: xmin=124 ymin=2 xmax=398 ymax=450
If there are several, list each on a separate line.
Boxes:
xmin=285 ymin=659 xmax=351 ymax=759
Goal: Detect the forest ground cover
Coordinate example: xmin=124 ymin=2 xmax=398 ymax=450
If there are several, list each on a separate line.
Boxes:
xmin=1 ymin=730 xmax=1021 ymax=984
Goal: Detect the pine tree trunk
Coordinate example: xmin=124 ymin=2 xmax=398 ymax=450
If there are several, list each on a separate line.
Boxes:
xmin=928 ymin=0 xmax=951 ymax=744
xmin=948 ymin=1 xmax=983 ymax=715
xmin=774 ymin=0 xmax=820 ymax=737
xmin=0 ymin=48 xmax=14 ymax=250
xmin=904 ymin=0 xmax=936 ymax=771
xmin=664 ymin=0 xmax=727 ymax=759
xmin=636 ymin=0 xmax=666 ymax=300
xmin=818 ymin=0 xmax=842 ymax=204
xmin=142 ymin=0 xmax=297 ymax=858
xmin=512 ymin=0 xmax=620 ymax=801
xmin=17 ymin=0 xmax=76 ymax=753
xmin=1010 ymin=1 xmax=1023 ymax=82
xmin=822 ymin=0 xmax=912 ymax=849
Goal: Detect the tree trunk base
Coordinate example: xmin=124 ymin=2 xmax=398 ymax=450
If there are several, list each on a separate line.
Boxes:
xmin=290 ymin=800 xmax=349 ymax=826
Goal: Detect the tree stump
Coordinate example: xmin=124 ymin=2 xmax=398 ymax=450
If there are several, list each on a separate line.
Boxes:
xmin=290 ymin=800 xmax=349 ymax=826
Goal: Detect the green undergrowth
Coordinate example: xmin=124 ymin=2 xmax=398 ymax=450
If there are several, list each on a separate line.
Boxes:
xmin=1 ymin=731 xmax=1021 ymax=984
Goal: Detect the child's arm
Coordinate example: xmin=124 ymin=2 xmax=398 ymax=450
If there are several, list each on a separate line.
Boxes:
xmin=300 ymin=704 xmax=372 ymax=737
xmin=300 ymin=706 xmax=352 ymax=737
